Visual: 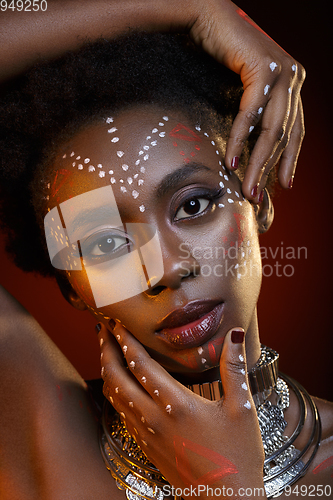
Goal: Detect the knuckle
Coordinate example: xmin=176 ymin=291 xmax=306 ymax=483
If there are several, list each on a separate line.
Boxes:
xmin=231 ymin=133 xmax=247 ymax=148
xmin=243 ymin=108 xmax=260 ymax=124
xmin=262 ymin=55 xmax=282 ymax=79
xmin=226 ymin=358 xmax=245 ymax=375
xmin=297 ymin=62 xmax=306 ymax=83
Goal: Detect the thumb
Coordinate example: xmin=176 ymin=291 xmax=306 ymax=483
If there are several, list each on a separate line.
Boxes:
xmin=219 ymin=328 xmax=254 ymax=413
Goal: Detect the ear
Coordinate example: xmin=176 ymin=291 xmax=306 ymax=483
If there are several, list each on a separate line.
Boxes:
xmin=255 ymin=189 xmax=274 ymax=234
xmin=55 ymin=272 xmax=88 ymax=311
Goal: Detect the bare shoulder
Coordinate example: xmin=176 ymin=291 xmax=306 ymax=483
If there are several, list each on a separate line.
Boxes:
xmin=0 ymin=285 xmax=122 ymax=499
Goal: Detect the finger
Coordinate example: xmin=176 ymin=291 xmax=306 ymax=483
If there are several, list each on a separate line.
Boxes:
xmin=108 ymin=319 xmax=185 ymax=412
xmin=240 ymin=82 xmax=296 ymax=199
xmin=253 ymin=91 xmax=303 ymax=200
xmin=219 ymin=328 xmax=256 ymax=415
xmin=98 ymin=324 xmax=153 ymax=412
xmin=277 ymin=98 xmax=305 ymax=189
xmin=225 ymin=70 xmax=277 ymax=175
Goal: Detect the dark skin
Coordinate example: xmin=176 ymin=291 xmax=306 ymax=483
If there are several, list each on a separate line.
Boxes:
xmin=0 ymin=0 xmax=305 ymax=199
xmin=2 ymin=105 xmax=328 ymax=499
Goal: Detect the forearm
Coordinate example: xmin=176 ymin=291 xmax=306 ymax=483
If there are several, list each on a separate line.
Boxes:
xmin=0 ymin=0 xmax=198 ymax=82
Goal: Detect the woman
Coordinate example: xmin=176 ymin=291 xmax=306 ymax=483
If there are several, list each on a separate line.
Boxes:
xmin=0 ymin=27 xmax=332 ymax=499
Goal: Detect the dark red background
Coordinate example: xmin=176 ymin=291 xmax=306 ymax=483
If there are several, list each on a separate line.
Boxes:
xmin=0 ymin=1 xmax=332 ymax=399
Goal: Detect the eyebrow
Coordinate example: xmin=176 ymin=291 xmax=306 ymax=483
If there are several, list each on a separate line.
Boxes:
xmin=155 ymin=163 xmax=212 ymax=199
xmin=63 ymin=204 xmax=122 ymax=237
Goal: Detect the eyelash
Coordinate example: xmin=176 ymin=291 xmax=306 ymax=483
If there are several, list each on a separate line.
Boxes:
xmin=174 ymin=186 xmax=225 ymax=221
xmin=79 ymin=229 xmax=133 ymax=264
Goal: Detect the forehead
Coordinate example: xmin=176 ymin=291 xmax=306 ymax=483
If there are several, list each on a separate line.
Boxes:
xmin=46 ymin=106 xmax=225 ymax=211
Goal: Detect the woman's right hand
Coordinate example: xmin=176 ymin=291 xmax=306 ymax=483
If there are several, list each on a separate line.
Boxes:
xmin=99 ymin=322 xmax=265 ymax=498
xmin=0 ymin=0 xmax=305 ymax=202
xmin=188 ymin=0 xmax=305 ymax=200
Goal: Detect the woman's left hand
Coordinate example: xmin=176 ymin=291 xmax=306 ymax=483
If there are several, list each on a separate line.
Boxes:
xmin=98 ymin=321 xmax=265 ymax=497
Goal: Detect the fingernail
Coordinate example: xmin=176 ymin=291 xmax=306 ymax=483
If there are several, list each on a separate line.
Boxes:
xmin=108 ymin=319 xmax=116 ymax=331
xmin=231 ymin=156 xmax=239 ymax=169
xmin=95 ymin=323 xmax=102 ymax=335
xmin=288 ymin=177 xmax=294 ymax=189
xmin=231 ymin=329 xmax=245 ymax=344
xmin=251 ymin=184 xmax=258 ymax=198
xmin=258 ymin=189 xmax=264 ymax=204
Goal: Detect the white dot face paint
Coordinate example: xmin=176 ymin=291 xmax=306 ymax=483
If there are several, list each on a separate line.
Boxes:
xmin=129 ymin=361 xmax=135 ymax=369
xmin=165 ymin=405 xmax=172 ymax=414
xmin=244 ymin=400 xmax=251 ymax=410
xmin=239 ymin=354 xmax=244 ymax=362
xmin=269 ymin=62 xmax=278 ymax=72
xmin=46 ymin=106 xmax=260 ymax=328
xmin=264 ymin=85 xmax=270 ymax=96
xmin=241 ymin=382 xmax=248 ymax=391
xmin=141 ymin=376 xmax=147 ymax=384
xmin=154 ymin=389 xmax=159 ymax=397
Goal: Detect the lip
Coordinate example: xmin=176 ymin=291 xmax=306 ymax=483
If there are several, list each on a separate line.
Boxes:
xmin=155 ymin=300 xmax=224 ymax=349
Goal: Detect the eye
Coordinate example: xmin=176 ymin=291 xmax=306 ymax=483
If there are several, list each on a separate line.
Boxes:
xmin=80 ymin=230 xmax=132 ymax=263
xmin=90 ymin=234 xmax=128 ymax=256
xmin=175 ymin=197 xmax=210 ymax=220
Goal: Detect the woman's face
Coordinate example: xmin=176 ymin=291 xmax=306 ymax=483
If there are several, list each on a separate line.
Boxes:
xmin=44 ymin=106 xmax=262 ymax=379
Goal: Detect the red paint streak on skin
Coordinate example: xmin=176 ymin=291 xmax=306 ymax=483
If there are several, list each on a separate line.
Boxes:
xmin=312 ymin=456 xmax=333 ymax=477
xmin=233 ymin=213 xmax=248 ymax=247
xmin=236 ymin=8 xmax=275 ymax=42
xmin=50 ymin=169 xmax=73 ymax=203
xmin=169 ymin=123 xmax=202 ymax=162
xmin=174 ymin=353 xmax=199 ymax=370
xmin=173 ymin=435 xmax=238 ymax=487
xmin=56 ymin=384 xmax=63 ymax=401
xmin=236 ymin=8 xmax=288 ymax=55
xmin=208 ymin=337 xmax=225 ymax=365
xmin=169 ymin=123 xmax=202 ymax=143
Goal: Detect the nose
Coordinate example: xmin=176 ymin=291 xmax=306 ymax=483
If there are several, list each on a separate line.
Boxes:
xmin=144 ymin=237 xmax=200 ymax=297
